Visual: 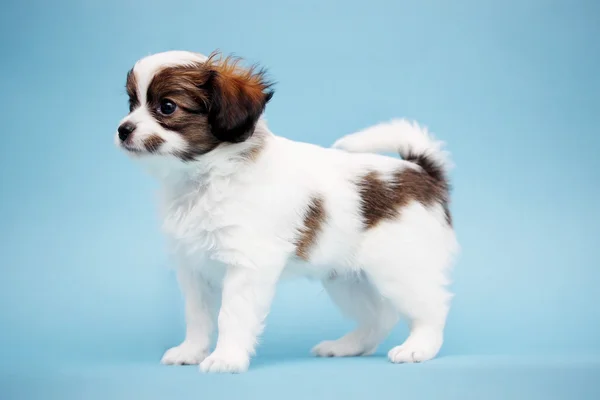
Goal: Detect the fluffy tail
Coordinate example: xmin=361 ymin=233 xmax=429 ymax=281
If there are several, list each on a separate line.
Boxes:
xmin=332 ymin=119 xmax=452 ymax=182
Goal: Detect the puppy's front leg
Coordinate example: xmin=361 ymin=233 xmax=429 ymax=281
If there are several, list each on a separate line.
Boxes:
xmin=161 ymin=266 xmax=218 ymax=365
xmin=200 ymin=265 xmax=279 ymax=373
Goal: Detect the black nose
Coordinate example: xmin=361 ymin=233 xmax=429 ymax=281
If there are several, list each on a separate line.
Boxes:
xmin=118 ymin=122 xmax=136 ymax=141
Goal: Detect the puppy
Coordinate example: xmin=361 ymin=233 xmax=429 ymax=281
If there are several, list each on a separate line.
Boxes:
xmin=115 ymin=50 xmax=459 ymax=373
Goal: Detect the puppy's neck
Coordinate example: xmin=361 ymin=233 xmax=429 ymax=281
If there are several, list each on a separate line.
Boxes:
xmin=138 ymin=119 xmax=272 ymax=187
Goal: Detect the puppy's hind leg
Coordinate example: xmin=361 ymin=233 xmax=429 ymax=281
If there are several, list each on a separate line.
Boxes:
xmin=360 ymin=213 xmax=457 ymax=364
xmin=312 ymin=272 xmax=398 ymax=357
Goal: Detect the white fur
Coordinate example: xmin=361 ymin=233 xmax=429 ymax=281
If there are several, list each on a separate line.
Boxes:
xmin=116 ymin=51 xmax=459 ymax=373
xmin=333 ymin=118 xmax=453 ymax=171
xmin=134 ymin=50 xmax=208 ymax=101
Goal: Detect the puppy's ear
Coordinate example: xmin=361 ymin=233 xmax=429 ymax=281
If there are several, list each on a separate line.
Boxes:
xmin=204 ymin=52 xmax=274 ymax=143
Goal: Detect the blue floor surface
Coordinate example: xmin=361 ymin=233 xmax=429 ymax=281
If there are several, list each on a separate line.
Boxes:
xmin=2 ymin=355 xmax=599 ymax=400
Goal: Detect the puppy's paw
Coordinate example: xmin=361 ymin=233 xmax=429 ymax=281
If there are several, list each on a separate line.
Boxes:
xmin=161 ymin=342 xmax=208 ymax=365
xmin=199 ymin=348 xmax=250 ymax=373
xmin=388 ymin=340 xmax=440 ymax=363
xmin=388 ymin=328 xmax=443 ymax=363
xmin=312 ymin=338 xmax=375 ymax=357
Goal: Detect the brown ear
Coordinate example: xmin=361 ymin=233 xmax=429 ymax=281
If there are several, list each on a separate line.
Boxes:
xmin=204 ymin=53 xmax=274 ymax=143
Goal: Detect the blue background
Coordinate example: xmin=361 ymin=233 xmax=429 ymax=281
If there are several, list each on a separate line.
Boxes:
xmin=1 ymin=0 xmax=599 ymax=398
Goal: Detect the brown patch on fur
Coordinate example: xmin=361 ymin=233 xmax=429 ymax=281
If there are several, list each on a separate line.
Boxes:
xmin=295 ymin=196 xmax=326 ymax=260
xmin=358 ymin=172 xmax=397 ymax=229
xmin=204 ymin=51 xmax=274 ymax=143
xmin=147 ymin=63 xmax=220 ymax=161
xmin=358 ymin=167 xmax=450 ymax=229
xmin=143 ymin=51 xmax=273 ymax=161
xmin=125 ymin=68 xmax=139 ymax=111
xmin=204 ymin=52 xmax=273 ymax=103
xmin=143 ymin=135 xmax=165 ymax=153
xmin=403 ymin=152 xmax=452 ymax=225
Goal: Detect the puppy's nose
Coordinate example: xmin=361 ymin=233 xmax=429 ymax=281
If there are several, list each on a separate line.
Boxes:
xmin=118 ymin=122 xmax=136 ymax=141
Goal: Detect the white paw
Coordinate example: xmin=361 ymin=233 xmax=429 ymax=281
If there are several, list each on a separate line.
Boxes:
xmin=312 ymin=336 xmax=375 ymax=357
xmin=199 ymin=349 xmax=250 ymax=373
xmin=160 ymin=342 xmax=208 ymax=365
xmin=388 ymin=339 xmax=441 ymax=363
xmin=388 ymin=327 xmax=443 ymax=363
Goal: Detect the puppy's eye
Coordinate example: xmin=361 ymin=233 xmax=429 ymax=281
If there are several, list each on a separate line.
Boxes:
xmin=159 ymin=99 xmax=177 ymax=115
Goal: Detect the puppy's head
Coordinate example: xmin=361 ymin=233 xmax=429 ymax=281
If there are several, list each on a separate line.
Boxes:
xmin=115 ymin=50 xmax=273 ymax=161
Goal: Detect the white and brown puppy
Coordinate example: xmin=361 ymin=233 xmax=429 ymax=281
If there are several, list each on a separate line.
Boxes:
xmin=116 ymin=50 xmax=459 ymax=373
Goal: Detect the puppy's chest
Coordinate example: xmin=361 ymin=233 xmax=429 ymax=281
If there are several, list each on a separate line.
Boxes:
xmin=160 ymin=180 xmax=239 ymax=256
